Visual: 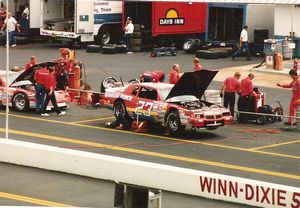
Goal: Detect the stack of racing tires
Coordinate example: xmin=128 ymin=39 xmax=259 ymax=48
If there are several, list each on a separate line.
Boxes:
xmin=132 ymin=24 xmax=142 ymax=52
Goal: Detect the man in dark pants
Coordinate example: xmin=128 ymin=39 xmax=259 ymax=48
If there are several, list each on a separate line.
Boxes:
xmin=34 ymin=67 xmax=49 ymax=114
xmin=56 ymin=63 xmax=69 ymax=91
xmin=41 ymin=66 xmax=65 ymax=117
xmin=232 ymin=25 xmax=252 ymax=61
xmin=238 ymin=73 xmax=256 ymax=123
xmin=124 ymin=17 xmax=134 ymax=54
xmin=220 ymin=72 xmax=241 ymax=119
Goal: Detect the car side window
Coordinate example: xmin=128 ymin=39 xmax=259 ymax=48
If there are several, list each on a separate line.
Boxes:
xmin=138 ymin=87 xmax=158 ymax=100
xmin=132 ymin=86 xmax=139 ymax=96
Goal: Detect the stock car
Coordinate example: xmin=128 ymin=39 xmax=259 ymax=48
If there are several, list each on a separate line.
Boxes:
xmin=100 ymin=70 xmax=233 ymax=134
xmin=0 ymin=62 xmax=70 ymax=111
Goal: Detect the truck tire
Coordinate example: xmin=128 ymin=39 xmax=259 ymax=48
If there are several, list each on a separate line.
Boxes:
xmin=134 ymin=24 xmax=142 ymax=32
xmin=86 ymin=44 xmax=101 ymax=53
xmin=183 ymin=39 xmax=197 ymax=54
xmin=196 ymin=50 xmax=219 ymax=59
xmin=96 ymin=28 xmax=111 ymax=45
xmin=133 ymin=38 xmax=142 ymax=46
xmin=102 ymin=45 xmax=117 ymax=54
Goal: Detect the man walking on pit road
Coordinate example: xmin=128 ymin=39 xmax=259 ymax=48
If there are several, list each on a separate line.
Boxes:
xmin=220 ymin=72 xmax=241 ymax=118
xmin=232 ymin=25 xmax=252 ymax=61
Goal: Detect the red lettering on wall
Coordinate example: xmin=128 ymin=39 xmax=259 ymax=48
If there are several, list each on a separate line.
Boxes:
xmin=229 ymin=181 xmax=238 ymax=198
xmin=277 ymin=189 xmax=287 ymax=207
xmin=199 ymin=176 xmax=213 ymax=193
xmin=218 ymin=179 xmax=227 ymax=196
xmin=291 ymin=192 xmax=300 ymax=208
xmin=260 ymin=187 xmax=271 ymax=204
xmin=245 ymin=184 xmax=254 ymax=200
xmin=256 ymin=186 xmax=259 ymax=202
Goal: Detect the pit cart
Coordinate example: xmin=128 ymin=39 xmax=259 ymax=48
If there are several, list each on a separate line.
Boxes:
xmin=237 ymin=88 xmax=280 ymax=125
xmin=150 ymin=47 xmax=177 ymax=57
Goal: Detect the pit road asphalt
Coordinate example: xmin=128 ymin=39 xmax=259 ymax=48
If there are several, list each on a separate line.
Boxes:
xmin=0 ymin=44 xmax=299 ymax=207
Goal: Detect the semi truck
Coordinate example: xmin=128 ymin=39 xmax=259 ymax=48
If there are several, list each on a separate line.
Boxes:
xmin=40 ymin=0 xmax=207 ymax=46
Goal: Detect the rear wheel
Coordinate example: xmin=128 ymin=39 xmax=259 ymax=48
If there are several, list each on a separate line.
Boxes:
xmin=113 ymin=100 xmax=132 ymax=130
xmin=256 ymin=115 xmax=265 ymax=125
xmin=166 ymin=111 xmax=183 ymax=135
xmin=96 ymin=29 xmax=111 ymax=45
xmin=12 ymin=93 xmax=29 ymax=111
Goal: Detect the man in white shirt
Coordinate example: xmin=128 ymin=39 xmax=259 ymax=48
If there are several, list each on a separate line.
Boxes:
xmin=1 ymin=12 xmax=19 ymax=47
xmin=232 ymin=25 xmax=252 ymax=61
xmin=124 ymin=17 xmax=134 ymax=54
xmin=22 ymin=4 xmax=29 ymax=20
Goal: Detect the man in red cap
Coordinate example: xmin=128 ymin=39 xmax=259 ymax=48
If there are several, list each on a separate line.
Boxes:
xmin=277 ymin=70 xmax=300 ymax=125
xmin=25 ymin=56 xmax=37 ymax=70
xmin=169 ymin=64 xmax=180 ymax=84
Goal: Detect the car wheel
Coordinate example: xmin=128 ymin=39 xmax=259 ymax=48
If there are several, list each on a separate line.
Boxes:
xmin=12 ymin=93 xmax=29 ymax=111
xmin=100 ymin=77 xmax=117 ymax=92
xmin=182 ymin=39 xmax=196 ymax=54
xmin=166 ymin=111 xmax=183 ymax=135
xmin=256 ymin=115 xmax=265 ymax=125
xmin=113 ymin=100 xmax=132 ymax=130
xmin=128 ymin=79 xmax=140 ymax=85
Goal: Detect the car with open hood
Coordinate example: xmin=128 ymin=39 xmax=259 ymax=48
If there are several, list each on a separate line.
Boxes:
xmin=0 ymin=62 xmax=70 ymax=111
xmin=100 ymin=70 xmax=233 ymax=135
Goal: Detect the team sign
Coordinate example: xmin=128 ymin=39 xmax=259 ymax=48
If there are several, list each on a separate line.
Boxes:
xmin=159 ymin=9 xmax=184 ymax=26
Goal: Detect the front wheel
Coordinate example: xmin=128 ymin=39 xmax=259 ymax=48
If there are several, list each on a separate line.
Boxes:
xmin=166 ymin=111 xmax=183 ymax=135
xmin=12 ymin=93 xmax=29 ymax=111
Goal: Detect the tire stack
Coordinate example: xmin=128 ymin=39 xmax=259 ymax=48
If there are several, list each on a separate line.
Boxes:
xmin=132 ymin=24 xmax=142 ymax=52
xmin=253 ymin=29 xmax=269 ymax=57
xmin=182 ymin=38 xmax=203 ymax=54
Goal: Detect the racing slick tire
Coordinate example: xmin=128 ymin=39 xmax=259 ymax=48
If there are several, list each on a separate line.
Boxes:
xmin=183 ymin=39 xmax=197 ymax=54
xmin=166 ymin=111 xmax=183 ymax=135
xmin=12 ymin=93 xmax=29 ymax=111
xmin=86 ymin=44 xmax=101 ymax=53
xmin=100 ymin=77 xmax=117 ymax=93
xmin=256 ymin=115 xmax=265 ymax=125
xmin=102 ymin=45 xmax=117 ymax=54
xmin=196 ymin=50 xmax=219 ymax=59
xmin=113 ymin=100 xmax=132 ymax=130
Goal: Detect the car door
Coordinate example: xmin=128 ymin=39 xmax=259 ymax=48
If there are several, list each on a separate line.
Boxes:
xmin=135 ymin=86 xmax=158 ymax=121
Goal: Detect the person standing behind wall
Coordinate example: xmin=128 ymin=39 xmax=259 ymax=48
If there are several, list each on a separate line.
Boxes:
xmin=232 ymin=25 xmax=252 ymax=61
xmin=1 ymin=12 xmax=19 ymax=47
xmin=220 ymin=72 xmax=241 ymax=119
xmin=34 ymin=66 xmax=49 ymax=114
xmin=125 ymin=17 xmax=134 ymax=54
xmin=277 ymin=70 xmax=300 ymax=125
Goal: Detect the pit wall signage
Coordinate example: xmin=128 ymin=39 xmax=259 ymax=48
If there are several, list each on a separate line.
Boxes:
xmin=159 ymin=9 xmax=185 ymax=26
xmin=197 ymin=175 xmax=300 ymax=208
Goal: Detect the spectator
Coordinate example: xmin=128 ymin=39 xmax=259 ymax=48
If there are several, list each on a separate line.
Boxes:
xmin=124 ymin=17 xmax=134 ymax=54
xmin=41 ymin=66 xmax=66 ymax=117
xmin=169 ymin=64 xmax=180 ymax=84
xmin=25 ymin=56 xmax=37 ymax=70
xmin=220 ymin=72 xmax=241 ymax=118
xmin=1 ymin=12 xmax=20 ymax=47
xmin=22 ymin=4 xmax=29 ymax=20
xmin=232 ymin=25 xmax=252 ymax=61
xmin=193 ymin=58 xmax=202 ymax=71
xmin=277 ymin=70 xmax=300 ymax=125
xmin=56 ymin=63 xmax=69 ymax=91
xmin=34 ymin=66 xmax=48 ymax=114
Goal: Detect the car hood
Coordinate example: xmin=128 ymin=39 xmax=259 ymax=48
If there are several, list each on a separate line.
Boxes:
xmin=165 ymin=69 xmax=218 ymax=101
xmin=11 ymin=62 xmax=57 ymax=85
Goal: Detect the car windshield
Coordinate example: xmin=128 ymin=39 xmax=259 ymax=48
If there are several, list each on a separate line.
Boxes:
xmin=0 ymin=71 xmax=21 ymax=86
xmin=159 ymin=86 xmax=198 ymax=102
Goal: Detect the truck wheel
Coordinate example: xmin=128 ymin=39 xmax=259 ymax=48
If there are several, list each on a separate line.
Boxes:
xmin=102 ymin=45 xmax=117 ymax=54
xmin=183 ymin=39 xmax=196 ymax=54
xmin=96 ymin=29 xmax=111 ymax=45
xmin=100 ymin=77 xmax=117 ymax=92
xmin=12 ymin=93 xmax=29 ymax=111
xmin=86 ymin=44 xmax=101 ymax=53
xmin=166 ymin=111 xmax=183 ymax=135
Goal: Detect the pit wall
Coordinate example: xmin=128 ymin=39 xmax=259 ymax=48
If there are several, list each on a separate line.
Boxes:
xmin=0 ymin=139 xmax=299 ymax=208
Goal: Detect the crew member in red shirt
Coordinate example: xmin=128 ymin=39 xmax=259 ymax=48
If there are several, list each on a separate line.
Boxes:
xmin=277 ymin=70 xmax=300 ymax=125
xmin=25 ymin=56 xmax=37 ymax=70
xmin=34 ymin=66 xmax=48 ymax=114
xmin=220 ymin=72 xmax=241 ymax=118
xmin=238 ymin=73 xmax=255 ymax=122
xmin=169 ymin=64 xmax=180 ymax=84
xmin=41 ymin=66 xmax=65 ymax=116
xmin=193 ymin=58 xmax=202 ymax=71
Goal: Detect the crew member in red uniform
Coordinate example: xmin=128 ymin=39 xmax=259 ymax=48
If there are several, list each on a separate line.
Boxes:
xmin=277 ymin=70 xmax=300 ymax=125
xmin=34 ymin=66 xmax=48 ymax=114
xmin=193 ymin=58 xmax=202 ymax=71
xmin=41 ymin=66 xmax=65 ymax=117
xmin=238 ymin=73 xmax=255 ymax=122
xmin=220 ymin=72 xmax=241 ymax=118
xmin=169 ymin=64 xmax=180 ymax=84
xmin=25 ymin=56 xmax=37 ymax=70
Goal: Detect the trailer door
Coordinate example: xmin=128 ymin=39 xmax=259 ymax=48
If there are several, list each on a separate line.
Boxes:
xmin=76 ymin=0 xmax=94 ymax=34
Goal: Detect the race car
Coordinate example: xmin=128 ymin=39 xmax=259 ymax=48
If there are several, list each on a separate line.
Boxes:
xmin=0 ymin=62 xmax=71 ymax=111
xmin=100 ymin=70 xmax=233 ymax=135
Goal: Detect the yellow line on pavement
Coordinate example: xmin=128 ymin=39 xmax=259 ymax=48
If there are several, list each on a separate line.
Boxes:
xmin=70 ymin=116 xmax=115 ymax=124
xmin=251 ymin=140 xmax=300 ymax=151
xmin=0 ymin=192 xmax=71 ymax=207
xmin=0 ymin=112 xmax=299 ymax=160
xmin=1 ymin=128 xmax=300 ymax=180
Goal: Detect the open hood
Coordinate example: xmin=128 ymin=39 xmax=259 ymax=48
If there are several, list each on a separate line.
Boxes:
xmin=11 ymin=62 xmax=57 ymax=85
xmin=165 ymin=69 xmax=218 ymax=101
